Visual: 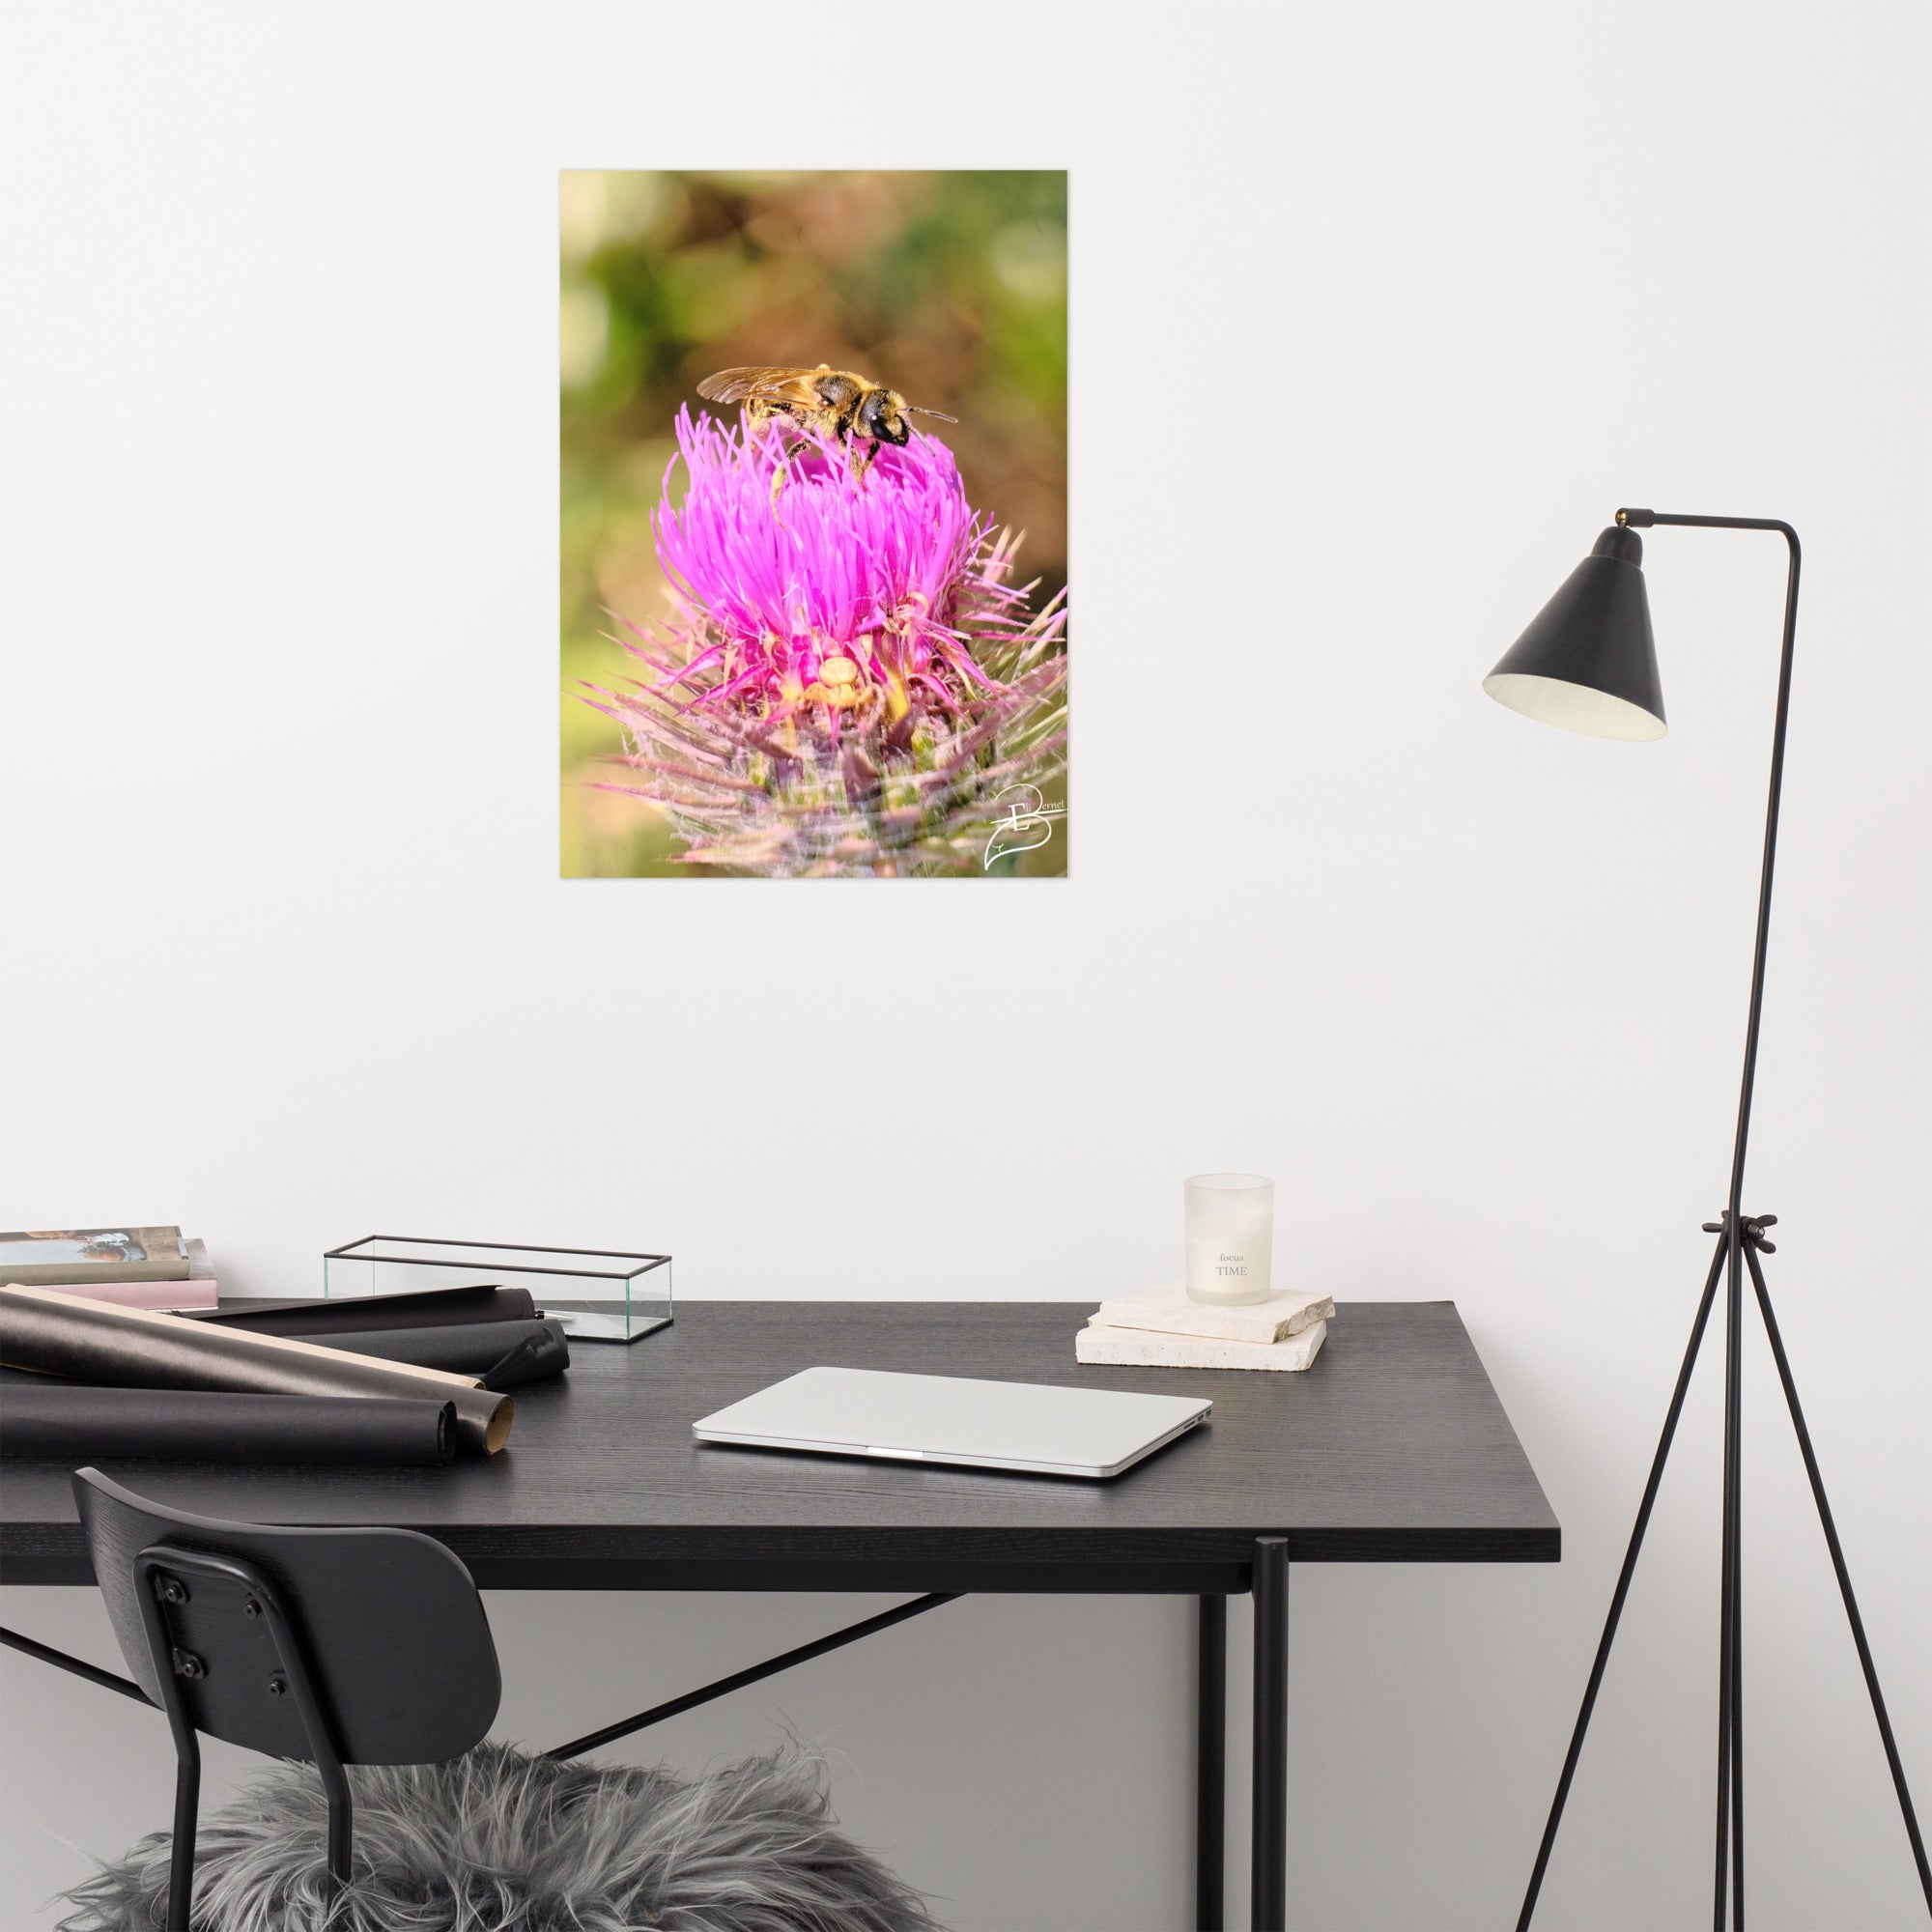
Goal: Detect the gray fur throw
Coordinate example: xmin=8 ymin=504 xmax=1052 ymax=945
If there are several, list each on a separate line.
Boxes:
xmin=58 ymin=1741 xmax=938 ymax=1932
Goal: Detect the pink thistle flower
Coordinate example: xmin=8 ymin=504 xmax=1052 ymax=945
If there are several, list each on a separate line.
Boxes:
xmin=653 ymin=408 xmax=994 ymax=720
xmin=581 ymin=405 xmax=1067 ymax=877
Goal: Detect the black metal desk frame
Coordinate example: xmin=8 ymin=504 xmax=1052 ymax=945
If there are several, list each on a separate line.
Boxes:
xmin=6 ymin=1535 xmax=1292 ymax=1929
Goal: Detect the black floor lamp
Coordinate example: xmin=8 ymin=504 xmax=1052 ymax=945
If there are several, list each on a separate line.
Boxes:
xmin=1484 ymin=510 xmax=1931 ymax=1930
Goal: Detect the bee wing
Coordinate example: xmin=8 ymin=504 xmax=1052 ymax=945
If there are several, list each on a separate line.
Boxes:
xmin=696 ymin=366 xmax=827 ymax=408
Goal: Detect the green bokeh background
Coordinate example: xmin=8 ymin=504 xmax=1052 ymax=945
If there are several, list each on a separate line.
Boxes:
xmin=560 ymin=170 xmax=1068 ymax=877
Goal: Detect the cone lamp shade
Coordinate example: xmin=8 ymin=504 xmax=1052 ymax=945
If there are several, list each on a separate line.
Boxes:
xmin=1484 ymin=525 xmax=1667 ymax=741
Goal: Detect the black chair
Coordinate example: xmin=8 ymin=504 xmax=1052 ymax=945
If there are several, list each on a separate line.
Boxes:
xmin=69 ymin=1468 xmax=933 ymax=1932
xmin=73 ymin=1466 xmax=501 ymax=1932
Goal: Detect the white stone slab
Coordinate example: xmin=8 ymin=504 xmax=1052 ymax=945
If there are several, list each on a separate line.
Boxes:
xmin=1089 ymin=1279 xmax=1333 ymax=1345
xmin=1075 ymin=1318 xmax=1327 ymax=1373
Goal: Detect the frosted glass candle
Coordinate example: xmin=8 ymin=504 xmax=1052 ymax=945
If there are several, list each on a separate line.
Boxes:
xmin=1184 ymin=1173 xmax=1275 ymax=1305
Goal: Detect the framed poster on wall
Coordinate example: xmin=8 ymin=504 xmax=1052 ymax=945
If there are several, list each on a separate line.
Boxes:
xmin=560 ymin=169 xmax=1068 ymax=879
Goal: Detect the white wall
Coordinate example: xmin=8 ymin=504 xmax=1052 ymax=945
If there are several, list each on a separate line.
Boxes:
xmin=2 ymin=4 xmax=1927 ymax=1926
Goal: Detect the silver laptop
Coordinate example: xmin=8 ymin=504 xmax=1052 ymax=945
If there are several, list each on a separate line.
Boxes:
xmin=692 ymin=1366 xmax=1211 ymax=1480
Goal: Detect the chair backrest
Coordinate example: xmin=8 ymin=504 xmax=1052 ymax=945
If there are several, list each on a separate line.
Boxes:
xmin=74 ymin=1468 xmax=500 ymax=1766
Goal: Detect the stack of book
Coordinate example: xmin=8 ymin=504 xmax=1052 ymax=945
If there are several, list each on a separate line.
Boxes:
xmin=0 ymin=1226 xmax=216 ymax=1310
xmin=1075 ymin=1280 xmax=1333 ymax=1371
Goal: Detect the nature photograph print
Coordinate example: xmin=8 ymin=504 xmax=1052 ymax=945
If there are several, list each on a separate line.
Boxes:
xmin=560 ymin=169 xmax=1068 ymax=879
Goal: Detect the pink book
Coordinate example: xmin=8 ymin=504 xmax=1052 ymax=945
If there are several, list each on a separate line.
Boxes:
xmin=38 ymin=1277 xmax=219 ymax=1312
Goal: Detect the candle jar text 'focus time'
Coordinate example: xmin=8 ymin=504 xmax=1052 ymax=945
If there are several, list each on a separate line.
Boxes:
xmin=1184 ymin=1174 xmax=1274 ymax=1305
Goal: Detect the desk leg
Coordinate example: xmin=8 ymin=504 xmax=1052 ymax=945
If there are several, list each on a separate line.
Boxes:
xmin=1252 ymin=1537 xmax=1290 ymax=1932
xmin=1197 ymin=1594 xmax=1226 ymax=1931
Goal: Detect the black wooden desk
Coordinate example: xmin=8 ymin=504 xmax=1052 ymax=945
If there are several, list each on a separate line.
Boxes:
xmin=0 ymin=1300 xmax=1558 ymax=1929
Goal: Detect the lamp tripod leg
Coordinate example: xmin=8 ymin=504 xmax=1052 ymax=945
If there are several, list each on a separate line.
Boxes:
xmin=1714 ymin=1227 xmax=1746 ymax=1930
xmin=1743 ymin=1241 xmax=1932 ymax=1914
xmin=1518 ymin=1229 xmax=1731 ymax=1931
xmin=1731 ymin=1243 xmax=1746 ymax=1925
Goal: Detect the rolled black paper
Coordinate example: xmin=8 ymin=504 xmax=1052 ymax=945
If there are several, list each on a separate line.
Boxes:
xmin=0 ymin=1385 xmax=456 ymax=1466
xmin=0 ymin=1286 xmax=513 ymax=1456
xmin=307 ymin=1318 xmax=568 ymax=1385
xmin=186 ymin=1284 xmax=538 ymax=1335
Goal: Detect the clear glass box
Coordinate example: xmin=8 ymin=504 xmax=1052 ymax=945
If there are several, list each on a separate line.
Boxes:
xmin=322 ymin=1237 xmax=671 ymax=1343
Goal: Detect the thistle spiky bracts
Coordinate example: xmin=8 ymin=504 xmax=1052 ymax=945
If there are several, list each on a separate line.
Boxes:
xmin=579 ymin=408 xmax=1067 ymax=877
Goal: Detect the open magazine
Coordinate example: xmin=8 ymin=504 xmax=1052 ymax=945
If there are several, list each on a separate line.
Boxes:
xmin=0 ymin=1228 xmax=189 ymax=1285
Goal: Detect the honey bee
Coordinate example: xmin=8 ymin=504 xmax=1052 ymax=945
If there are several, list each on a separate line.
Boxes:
xmin=696 ymin=364 xmax=957 ymax=481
